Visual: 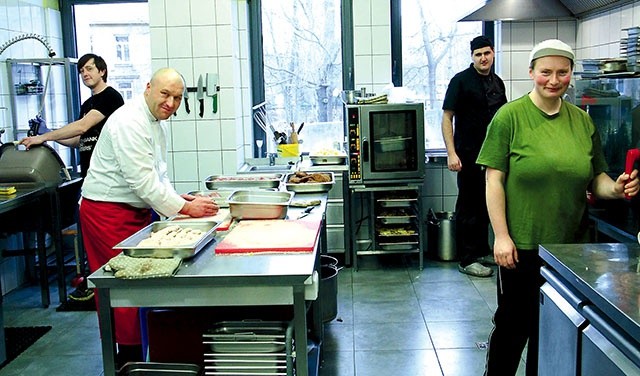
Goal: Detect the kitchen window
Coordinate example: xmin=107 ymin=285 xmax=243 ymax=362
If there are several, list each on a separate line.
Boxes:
xmin=392 ymin=0 xmax=487 ymax=151
xmin=249 ymin=0 xmax=348 ymax=156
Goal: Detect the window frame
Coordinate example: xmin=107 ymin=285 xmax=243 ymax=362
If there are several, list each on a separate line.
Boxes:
xmin=248 ymin=0 xmax=354 ymax=157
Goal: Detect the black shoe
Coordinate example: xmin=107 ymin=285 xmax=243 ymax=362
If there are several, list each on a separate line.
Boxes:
xmin=68 ymin=286 xmax=95 ymax=302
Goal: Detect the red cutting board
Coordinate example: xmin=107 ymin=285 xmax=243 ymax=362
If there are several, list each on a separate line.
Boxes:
xmin=215 ymin=219 xmax=321 ymax=254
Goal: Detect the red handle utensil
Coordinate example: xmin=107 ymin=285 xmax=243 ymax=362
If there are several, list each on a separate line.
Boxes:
xmin=624 ymin=148 xmax=640 ymax=199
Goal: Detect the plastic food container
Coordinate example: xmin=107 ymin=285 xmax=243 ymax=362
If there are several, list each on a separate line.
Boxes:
xmin=228 ymin=190 xmax=293 ymax=220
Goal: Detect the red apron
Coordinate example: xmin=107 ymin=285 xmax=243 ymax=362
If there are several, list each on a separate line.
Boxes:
xmin=80 ymin=198 xmax=152 ymax=345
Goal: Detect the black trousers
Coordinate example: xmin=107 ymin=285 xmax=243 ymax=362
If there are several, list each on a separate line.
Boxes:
xmin=484 ymin=252 xmax=543 ymax=376
xmin=455 ymin=152 xmax=490 ymax=266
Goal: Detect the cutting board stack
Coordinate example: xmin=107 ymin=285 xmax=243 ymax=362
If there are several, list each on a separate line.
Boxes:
xmin=621 ymin=27 xmax=640 ymax=73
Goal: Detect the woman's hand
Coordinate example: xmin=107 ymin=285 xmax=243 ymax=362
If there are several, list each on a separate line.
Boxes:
xmin=493 ymin=235 xmax=518 ymax=269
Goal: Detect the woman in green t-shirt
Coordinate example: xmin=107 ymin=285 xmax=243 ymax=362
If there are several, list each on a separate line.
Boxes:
xmin=477 ymin=39 xmax=640 ymax=376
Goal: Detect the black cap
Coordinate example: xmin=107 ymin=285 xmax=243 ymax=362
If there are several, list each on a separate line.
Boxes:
xmin=470 ymin=36 xmax=493 ymax=52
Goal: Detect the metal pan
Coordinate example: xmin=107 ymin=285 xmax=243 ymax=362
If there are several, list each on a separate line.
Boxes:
xmin=187 ymin=190 xmax=234 ymax=207
xmin=205 ymin=174 xmax=283 ymax=190
xmin=228 ymin=190 xmax=293 ymax=219
xmin=113 ymin=221 xmax=218 ymax=259
xmin=284 ymin=171 xmax=334 ymax=193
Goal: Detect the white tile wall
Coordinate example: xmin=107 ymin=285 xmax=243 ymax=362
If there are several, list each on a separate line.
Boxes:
xmin=149 ymin=0 xmax=248 ymax=184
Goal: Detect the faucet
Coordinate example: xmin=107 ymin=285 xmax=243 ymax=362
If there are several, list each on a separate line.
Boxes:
xmin=268 ymin=153 xmax=277 ymax=166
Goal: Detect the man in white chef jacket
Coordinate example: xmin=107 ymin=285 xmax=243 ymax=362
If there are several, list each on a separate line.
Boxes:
xmin=79 ymin=67 xmax=218 ymax=366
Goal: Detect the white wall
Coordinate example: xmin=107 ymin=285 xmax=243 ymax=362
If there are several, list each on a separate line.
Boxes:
xmin=148 ymin=0 xmax=251 ymax=194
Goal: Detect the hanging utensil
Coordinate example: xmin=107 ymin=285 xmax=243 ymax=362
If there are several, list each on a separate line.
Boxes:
xmin=197 ymin=74 xmax=205 ymax=118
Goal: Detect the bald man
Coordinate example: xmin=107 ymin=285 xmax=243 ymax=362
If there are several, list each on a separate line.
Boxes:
xmin=79 ymin=68 xmax=218 ymax=366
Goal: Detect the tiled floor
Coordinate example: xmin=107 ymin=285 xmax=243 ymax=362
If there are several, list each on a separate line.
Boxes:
xmin=0 ymin=254 xmax=526 ymax=376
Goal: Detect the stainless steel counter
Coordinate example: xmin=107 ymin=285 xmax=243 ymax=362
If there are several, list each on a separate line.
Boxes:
xmin=539 ymin=243 xmax=640 ymax=341
xmin=89 ymin=193 xmax=328 ymax=376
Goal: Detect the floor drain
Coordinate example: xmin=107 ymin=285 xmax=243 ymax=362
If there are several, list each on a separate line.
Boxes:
xmin=476 ymin=341 xmax=488 ymax=350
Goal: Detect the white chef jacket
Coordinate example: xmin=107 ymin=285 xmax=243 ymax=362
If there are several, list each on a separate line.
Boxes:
xmin=81 ymin=95 xmax=185 ymax=217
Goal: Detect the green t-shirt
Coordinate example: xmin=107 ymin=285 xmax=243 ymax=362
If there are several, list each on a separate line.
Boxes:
xmin=477 ymin=95 xmax=607 ymax=250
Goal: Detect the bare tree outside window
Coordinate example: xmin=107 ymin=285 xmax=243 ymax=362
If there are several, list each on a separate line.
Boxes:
xmin=401 ymin=0 xmax=484 ymax=150
xmin=262 ymin=0 xmax=343 ymax=153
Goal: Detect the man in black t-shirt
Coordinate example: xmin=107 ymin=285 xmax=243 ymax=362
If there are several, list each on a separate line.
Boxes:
xmin=20 ymin=53 xmax=124 ymax=178
xmin=441 ymin=36 xmax=507 ymax=277
xmin=20 ymin=54 xmax=124 ymax=302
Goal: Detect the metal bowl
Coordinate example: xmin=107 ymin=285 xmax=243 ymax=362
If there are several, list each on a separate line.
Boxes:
xmin=228 ymin=190 xmax=293 ymax=219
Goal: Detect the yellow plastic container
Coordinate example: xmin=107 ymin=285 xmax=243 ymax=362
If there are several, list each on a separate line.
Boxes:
xmin=277 ymin=143 xmax=300 ymax=157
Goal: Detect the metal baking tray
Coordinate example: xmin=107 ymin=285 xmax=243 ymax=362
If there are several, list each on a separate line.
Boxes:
xmin=379 ymin=241 xmax=419 ymax=251
xmin=113 ymin=221 xmax=218 ymax=259
xmin=188 ymin=190 xmax=234 ymax=207
xmin=228 ymin=190 xmax=293 ymax=220
xmin=118 ymin=362 xmax=201 ymax=375
xmin=376 ymin=226 xmax=418 ymax=237
xmin=377 ymin=197 xmax=418 ymax=208
xmin=205 ymin=174 xmax=283 ymax=190
xmin=284 ymin=171 xmax=334 ymax=193
xmin=376 ymin=214 xmax=417 ymax=224
xmin=203 ymin=321 xmax=289 ymax=353
xmin=309 ymin=155 xmax=347 ymax=165
xmin=374 ymin=136 xmax=410 ymax=152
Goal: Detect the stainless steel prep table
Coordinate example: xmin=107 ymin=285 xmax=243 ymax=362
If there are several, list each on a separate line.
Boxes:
xmin=89 ymin=193 xmax=328 ymax=376
xmin=539 ymin=243 xmax=640 ymax=373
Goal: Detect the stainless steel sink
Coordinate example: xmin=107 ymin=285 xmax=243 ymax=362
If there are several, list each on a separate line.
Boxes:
xmin=248 ymin=165 xmax=293 ymax=172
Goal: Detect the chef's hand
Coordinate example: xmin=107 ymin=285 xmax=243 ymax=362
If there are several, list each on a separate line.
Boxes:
xmin=493 ymin=234 xmax=518 ymax=269
xmin=179 ymin=195 xmax=219 ymax=217
xmin=19 ymin=135 xmax=45 ymax=149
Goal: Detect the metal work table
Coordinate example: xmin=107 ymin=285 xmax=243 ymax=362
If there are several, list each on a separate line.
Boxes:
xmin=539 ymin=243 xmax=640 ymax=340
xmin=89 ymin=193 xmax=328 ymax=376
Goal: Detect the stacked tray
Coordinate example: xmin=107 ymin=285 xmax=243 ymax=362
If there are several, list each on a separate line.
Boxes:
xmin=203 ymin=321 xmax=294 ymax=376
xmin=113 ymin=221 xmax=218 ymax=259
xmin=375 ymin=192 xmax=419 ymax=251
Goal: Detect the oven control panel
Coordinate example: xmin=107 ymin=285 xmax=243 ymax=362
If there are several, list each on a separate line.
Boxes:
xmin=347 ymin=108 xmax=361 ymax=182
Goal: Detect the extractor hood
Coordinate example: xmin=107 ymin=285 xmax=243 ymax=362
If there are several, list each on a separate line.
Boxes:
xmin=459 ymin=0 xmax=632 ymax=22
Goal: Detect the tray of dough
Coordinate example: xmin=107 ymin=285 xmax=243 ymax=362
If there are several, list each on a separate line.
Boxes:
xmin=113 ymin=221 xmax=219 ymax=259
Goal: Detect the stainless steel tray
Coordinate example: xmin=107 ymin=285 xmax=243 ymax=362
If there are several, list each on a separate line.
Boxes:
xmin=377 ymin=197 xmax=417 ymax=208
xmin=376 ymin=214 xmax=416 ymax=224
xmin=113 ymin=221 xmax=218 ymax=259
xmin=118 ymin=362 xmax=201 ymax=375
xmin=187 ymin=190 xmax=234 ymax=207
xmin=284 ymin=171 xmax=334 ymax=193
xmin=374 ymin=136 xmax=410 ymax=152
xmin=205 ymin=174 xmax=283 ymax=190
xmin=379 ymin=241 xmax=419 ymax=251
xmin=309 ymin=155 xmax=347 ymax=165
xmin=228 ymin=190 xmax=293 ymax=220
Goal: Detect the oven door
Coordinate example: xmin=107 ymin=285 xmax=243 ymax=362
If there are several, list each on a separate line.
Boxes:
xmin=361 ymin=103 xmax=425 ymax=182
